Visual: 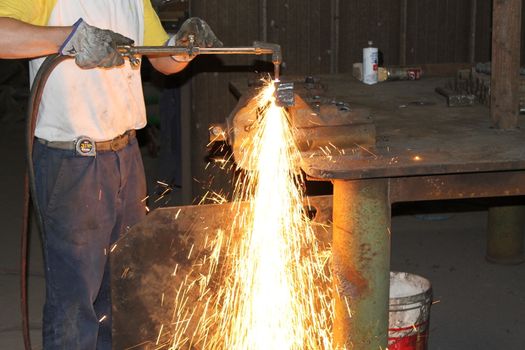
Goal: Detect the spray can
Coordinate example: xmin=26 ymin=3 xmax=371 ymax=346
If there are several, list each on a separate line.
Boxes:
xmin=363 ymin=40 xmax=378 ymax=85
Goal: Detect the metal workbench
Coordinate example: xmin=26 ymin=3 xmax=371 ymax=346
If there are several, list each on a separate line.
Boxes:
xmin=286 ymin=75 xmax=525 ymax=349
xmin=231 ymin=73 xmax=525 ymax=347
xmin=301 ymin=75 xmax=525 ymax=179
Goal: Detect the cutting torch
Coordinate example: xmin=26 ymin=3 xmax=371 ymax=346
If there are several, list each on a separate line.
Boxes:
xmin=118 ymin=37 xmax=283 ymax=80
xmin=118 ymin=37 xmax=294 ymax=107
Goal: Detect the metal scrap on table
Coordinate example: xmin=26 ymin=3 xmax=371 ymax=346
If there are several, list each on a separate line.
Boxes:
xmin=436 ymin=64 xmax=525 ymax=112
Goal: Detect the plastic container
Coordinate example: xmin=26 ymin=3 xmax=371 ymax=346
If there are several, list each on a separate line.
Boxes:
xmin=362 ymin=41 xmax=378 ymax=85
xmin=389 ymin=271 xmax=433 ymax=350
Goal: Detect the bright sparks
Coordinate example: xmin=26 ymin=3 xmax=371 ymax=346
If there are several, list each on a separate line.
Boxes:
xmin=212 ymin=81 xmax=333 ymax=349
xmin=167 ymin=80 xmax=336 ymax=349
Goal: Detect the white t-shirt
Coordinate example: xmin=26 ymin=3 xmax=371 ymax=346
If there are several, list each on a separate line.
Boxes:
xmin=0 ymin=0 xmax=169 ymax=141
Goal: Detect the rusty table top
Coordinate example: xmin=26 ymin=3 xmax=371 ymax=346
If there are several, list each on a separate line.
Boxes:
xmin=232 ymin=74 xmax=525 ymax=180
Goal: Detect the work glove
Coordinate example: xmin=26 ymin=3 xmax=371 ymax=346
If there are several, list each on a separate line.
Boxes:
xmin=60 ymin=18 xmax=134 ymax=69
xmin=169 ymin=17 xmax=223 ymax=62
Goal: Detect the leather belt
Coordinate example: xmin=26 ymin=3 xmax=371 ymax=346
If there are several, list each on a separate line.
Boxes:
xmin=36 ymin=130 xmax=136 ymax=156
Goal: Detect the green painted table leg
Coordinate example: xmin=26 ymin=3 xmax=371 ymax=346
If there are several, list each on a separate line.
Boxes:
xmin=486 ymin=205 xmax=525 ymax=264
xmin=332 ymin=179 xmax=391 ymax=349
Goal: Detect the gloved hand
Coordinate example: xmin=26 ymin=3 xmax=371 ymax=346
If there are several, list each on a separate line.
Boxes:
xmin=60 ymin=18 xmax=134 ymax=69
xmin=169 ymin=17 xmax=223 ymax=62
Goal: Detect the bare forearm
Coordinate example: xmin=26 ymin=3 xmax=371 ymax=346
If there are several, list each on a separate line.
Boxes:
xmin=0 ymin=17 xmax=71 ymax=58
xmin=148 ymin=56 xmax=188 ymax=75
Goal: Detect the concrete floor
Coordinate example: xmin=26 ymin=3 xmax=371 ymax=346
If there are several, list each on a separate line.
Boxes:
xmin=1 ymin=121 xmax=524 ymax=349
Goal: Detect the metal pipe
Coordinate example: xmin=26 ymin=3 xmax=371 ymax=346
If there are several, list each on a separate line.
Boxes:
xmin=332 ymin=178 xmax=391 ymax=349
xmin=121 ymin=45 xmax=276 ymax=56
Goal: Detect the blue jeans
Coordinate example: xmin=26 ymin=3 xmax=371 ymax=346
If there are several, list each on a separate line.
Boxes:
xmin=33 ymin=138 xmax=147 ymax=349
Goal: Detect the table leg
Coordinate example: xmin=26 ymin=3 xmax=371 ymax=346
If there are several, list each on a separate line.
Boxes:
xmin=332 ymin=178 xmax=391 ymax=349
xmin=486 ymin=205 xmax=525 ymax=264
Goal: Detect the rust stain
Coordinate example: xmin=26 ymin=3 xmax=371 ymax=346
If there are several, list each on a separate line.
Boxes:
xmin=334 ymin=259 xmax=369 ymax=299
xmin=359 ymin=243 xmax=374 ymax=269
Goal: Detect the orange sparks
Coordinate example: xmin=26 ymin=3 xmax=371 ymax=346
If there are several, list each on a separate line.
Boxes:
xmin=211 ymin=81 xmax=333 ymax=349
xmin=167 ymin=79 xmax=337 ymax=349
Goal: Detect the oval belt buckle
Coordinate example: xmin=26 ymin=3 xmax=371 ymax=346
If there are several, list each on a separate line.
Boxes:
xmin=75 ymin=136 xmax=97 ymax=156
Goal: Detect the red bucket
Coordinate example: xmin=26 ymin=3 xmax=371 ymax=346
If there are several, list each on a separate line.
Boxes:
xmin=388 ymin=272 xmax=433 ymax=350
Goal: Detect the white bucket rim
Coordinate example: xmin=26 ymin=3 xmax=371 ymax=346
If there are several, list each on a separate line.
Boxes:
xmin=389 ymin=271 xmax=432 ymax=307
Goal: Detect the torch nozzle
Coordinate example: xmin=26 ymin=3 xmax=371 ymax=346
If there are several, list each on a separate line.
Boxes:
xmin=252 ymin=41 xmax=282 ymax=81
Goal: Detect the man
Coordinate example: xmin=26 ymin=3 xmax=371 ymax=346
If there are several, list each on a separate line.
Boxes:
xmin=0 ymin=1 xmax=221 ymax=349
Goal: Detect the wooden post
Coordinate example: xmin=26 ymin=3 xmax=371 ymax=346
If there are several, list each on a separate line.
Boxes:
xmin=468 ymin=0 xmax=477 ymax=63
xmin=399 ymin=0 xmax=407 ymax=66
xmin=490 ymin=0 xmax=522 ymax=129
xmin=330 ymin=0 xmax=340 ymax=74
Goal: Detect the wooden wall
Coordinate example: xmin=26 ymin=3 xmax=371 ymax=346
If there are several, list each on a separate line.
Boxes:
xmin=183 ymin=0 xmax=520 ymax=200
xmin=191 ymin=0 xmax=495 ymax=74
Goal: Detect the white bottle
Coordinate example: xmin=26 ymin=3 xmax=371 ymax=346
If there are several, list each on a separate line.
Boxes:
xmin=363 ymin=40 xmax=378 ymax=85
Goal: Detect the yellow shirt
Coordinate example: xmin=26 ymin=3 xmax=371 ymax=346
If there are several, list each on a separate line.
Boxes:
xmin=0 ymin=0 xmax=168 ymax=45
xmin=0 ymin=0 xmax=170 ymax=141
